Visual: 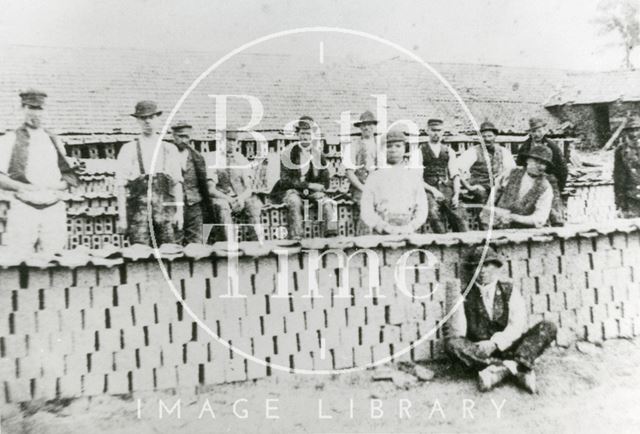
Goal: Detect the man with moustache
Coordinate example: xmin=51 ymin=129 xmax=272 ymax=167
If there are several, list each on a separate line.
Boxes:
xmin=171 ymin=121 xmax=215 ymax=244
xmin=360 ymin=129 xmax=428 ymax=234
xmin=613 ymin=115 xmax=640 ymax=218
xmin=458 ymin=121 xmax=516 ymax=205
xmin=0 ymin=89 xmax=80 ymax=254
xmin=115 ymin=100 xmax=184 ymax=245
xmin=418 ymin=118 xmax=468 ymax=233
xmin=270 ymin=116 xmax=337 ymax=239
xmin=516 ymin=117 xmax=568 ymax=225
xmin=445 ymin=246 xmax=557 ymax=393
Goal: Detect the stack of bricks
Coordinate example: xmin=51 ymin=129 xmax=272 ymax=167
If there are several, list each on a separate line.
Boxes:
xmin=1 ymin=220 xmax=640 ymax=404
xmin=564 ymin=181 xmax=617 ymax=224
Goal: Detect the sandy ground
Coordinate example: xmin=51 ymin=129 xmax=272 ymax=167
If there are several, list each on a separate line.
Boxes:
xmin=2 ymin=338 xmax=640 ymax=433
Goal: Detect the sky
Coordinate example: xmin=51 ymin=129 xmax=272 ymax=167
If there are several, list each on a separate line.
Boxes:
xmin=0 ymin=0 xmax=632 ymax=71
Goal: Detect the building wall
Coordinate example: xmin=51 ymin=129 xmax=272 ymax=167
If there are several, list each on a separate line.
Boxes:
xmin=1 ymin=221 xmax=639 ymax=403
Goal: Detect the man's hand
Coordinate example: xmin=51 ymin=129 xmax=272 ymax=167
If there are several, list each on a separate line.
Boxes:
xmin=475 ymin=340 xmax=498 ymax=358
xmin=470 ymin=184 xmax=484 ymax=193
xmin=307 ymin=183 xmax=324 ymax=192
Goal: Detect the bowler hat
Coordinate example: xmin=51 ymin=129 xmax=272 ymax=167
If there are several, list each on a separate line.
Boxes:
xmin=19 ymin=89 xmax=47 ymax=109
xmin=354 ymin=110 xmax=378 ymax=127
xmin=131 ymin=100 xmax=162 ymax=118
xmin=528 ymin=117 xmax=546 ymax=131
xmin=479 ymin=121 xmax=499 ymax=135
xmin=522 ymin=145 xmax=553 ymax=165
xmin=385 ymin=130 xmax=406 ymax=144
xmin=466 ymin=246 xmax=504 ymax=267
xmin=295 ymin=115 xmax=315 ymax=131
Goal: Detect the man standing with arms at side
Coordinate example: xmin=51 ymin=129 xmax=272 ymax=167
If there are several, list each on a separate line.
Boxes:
xmin=171 ymin=121 xmax=215 ymax=244
xmin=419 ymin=118 xmax=468 ymax=233
xmin=0 ymin=89 xmax=79 ymax=255
xmin=116 ymin=100 xmax=184 ymax=245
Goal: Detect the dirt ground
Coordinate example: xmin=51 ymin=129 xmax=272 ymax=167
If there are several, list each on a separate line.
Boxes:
xmin=2 ymin=338 xmax=640 ymax=434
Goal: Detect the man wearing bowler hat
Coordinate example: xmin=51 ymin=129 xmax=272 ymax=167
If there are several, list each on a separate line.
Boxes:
xmin=517 ymin=117 xmax=567 ymax=225
xmin=0 ymin=89 xmax=80 ymax=254
xmin=171 ymin=121 xmax=215 ymax=244
xmin=481 ymin=145 xmax=554 ymax=229
xmin=614 ymin=115 xmax=640 ymax=218
xmin=270 ymin=116 xmax=338 ymax=239
xmin=115 ymin=100 xmax=184 ymax=245
xmin=445 ymin=246 xmax=557 ymax=393
xmin=360 ymin=129 xmax=428 ymax=234
xmin=458 ymin=121 xmax=515 ymax=205
xmin=344 ymin=110 xmax=382 ymax=203
xmin=418 ymin=118 xmax=468 ymax=233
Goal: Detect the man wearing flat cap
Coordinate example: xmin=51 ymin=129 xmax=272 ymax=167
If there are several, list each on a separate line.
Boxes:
xmin=445 ymin=246 xmax=557 ymax=393
xmin=360 ymin=129 xmax=428 ymax=234
xmin=516 ymin=117 xmax=568 ymax=225
xmin=270 ymin=116 xmax=337 ymax=239
xmin=344 ymin=110 xmax=382 ymax=204
xmin=458 ymin=121 xmax=515 ymax=208
xmin=115 ymin=100 xmax=184 ymax=245
xmin=614 ymin=115 xmax=640 ymax=218
xmin=481 ymin=145 xmax=554 ymax=229
xmin=0 ymin=89 xmax=80 ymax=254
xmin=171 ymin=122 xmax=215 ymax=244
xmin=209 ymin=130 xmax=264 ymax=241
xmin=417 ymin=118 xmax=468 ymax=233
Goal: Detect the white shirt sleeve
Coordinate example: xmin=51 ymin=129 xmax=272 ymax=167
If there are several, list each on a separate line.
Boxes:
xmin=115 ymin=141 xmax=135 ymax=187
xmin=410 ymin=177 xmax=429 ymax=231
xmin=490 ymin=285 xmax=528 ymax=351
xmin=447 ymin=147 xmax=460 ymax=178
xmin=457 ymin=148 xmax=477 ymax=178
xmin=502 ymin=147 xmax=516 ymax=174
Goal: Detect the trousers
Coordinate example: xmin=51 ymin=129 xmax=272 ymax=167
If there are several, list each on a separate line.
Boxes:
xmin=426 ymin=187 xmax=469 ymax=233
xmin=3 ymin=198 xmax=67 ymax=255
xmin=445 ymin=321 xmax=557 ymax=371
xmin=283 ymin=189 xmax=338 ymax=239
xmin=212 ymin=195 xmax=263 ymax=241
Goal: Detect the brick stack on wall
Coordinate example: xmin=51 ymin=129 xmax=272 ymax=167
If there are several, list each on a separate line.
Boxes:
xmin=1 ymin=220 xmax=640 ymax=404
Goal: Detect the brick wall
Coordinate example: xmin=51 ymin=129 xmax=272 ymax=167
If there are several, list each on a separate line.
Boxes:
xmin=1 ymin=220 xmax=640 ymax=404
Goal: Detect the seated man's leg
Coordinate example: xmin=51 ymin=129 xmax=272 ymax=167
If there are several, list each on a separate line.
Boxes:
xmin=426 ymin=191 xmax=447 ymax=233
xmin=445 ymin=337 xmax=493 ymax=371
xmin=504 ymin=321 xmax=557 ymax=371
xmin=212 ymin=198 xmax=234 ymax=241
xmin=241 ymin=194 xmax=264 ymax=241
xmin=283 ymin=189 xmax=304 ymax=239
xmin=311 ymin=192 xmax=338 ymax=236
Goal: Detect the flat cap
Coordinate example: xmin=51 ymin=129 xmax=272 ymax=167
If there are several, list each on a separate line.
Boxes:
xmin=385 ymin=130 xmax=406 ymax=144
xmin=20 ymin=89 xmax=47 ymax=109
xmin=427 ymin=118 xmax=444 ymax=127
xmin=171 ymin=121 xmax=192 ymax=132
xmin=479 ymin=121 xmax=499 ymax=134
xmin=623 ymin=115 xmax=640 ymax=130
xmin=296 ymin=115 xmax=315 ymax=131
xmin=465 ymin=246 xmax=504 ymax=267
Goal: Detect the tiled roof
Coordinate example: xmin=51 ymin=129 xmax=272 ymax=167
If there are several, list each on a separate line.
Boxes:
xmin=545 ymin=70 xmax=640 ymax=106
xmin=0 ymin=45 xmax=571 ymax=141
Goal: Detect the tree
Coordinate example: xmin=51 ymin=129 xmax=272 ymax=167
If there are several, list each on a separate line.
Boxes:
xmin=595 ymin=0 xmax=640 ymax=69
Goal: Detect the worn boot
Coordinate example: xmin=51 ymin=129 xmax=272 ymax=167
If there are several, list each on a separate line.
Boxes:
xmin=477 ymin=365 xmax=510 ymax=392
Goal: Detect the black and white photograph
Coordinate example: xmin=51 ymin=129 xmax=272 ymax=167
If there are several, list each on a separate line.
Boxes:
xmin=1 ymin=0 xmax=640 ymax=432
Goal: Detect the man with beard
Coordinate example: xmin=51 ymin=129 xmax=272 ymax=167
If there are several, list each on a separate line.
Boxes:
xmin=481 ymin=145 xmax=553 ymax=229
xmin=516 ymin=117 xmax=567 ymax=225
xmin=171 ymin=122 xmax=215 ymax=244
xmin=614 ymin=116 xmax=640 ymax=218
xmin=0 ymin=89 xmax=79 ymax=254
xmin=445 ymin=246 xmax=557 ymax=393
xmin=458 ymin=121 xmax=515 ymax=204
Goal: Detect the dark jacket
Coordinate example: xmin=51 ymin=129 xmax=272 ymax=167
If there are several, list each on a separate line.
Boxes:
xmin=270 ymin=142 xmax=331 ymax=202
xmin=186 ymin=147 xmax=215 ymax=223
xmin=516 ymin=136 xmax=568 ymax=190
xmin=613 ymin=143 xmax=640 ymax=209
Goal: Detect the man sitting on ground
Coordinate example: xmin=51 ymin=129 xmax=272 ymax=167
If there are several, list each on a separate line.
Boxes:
xmin=445 ymin=246 xmax=557 ymax=393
